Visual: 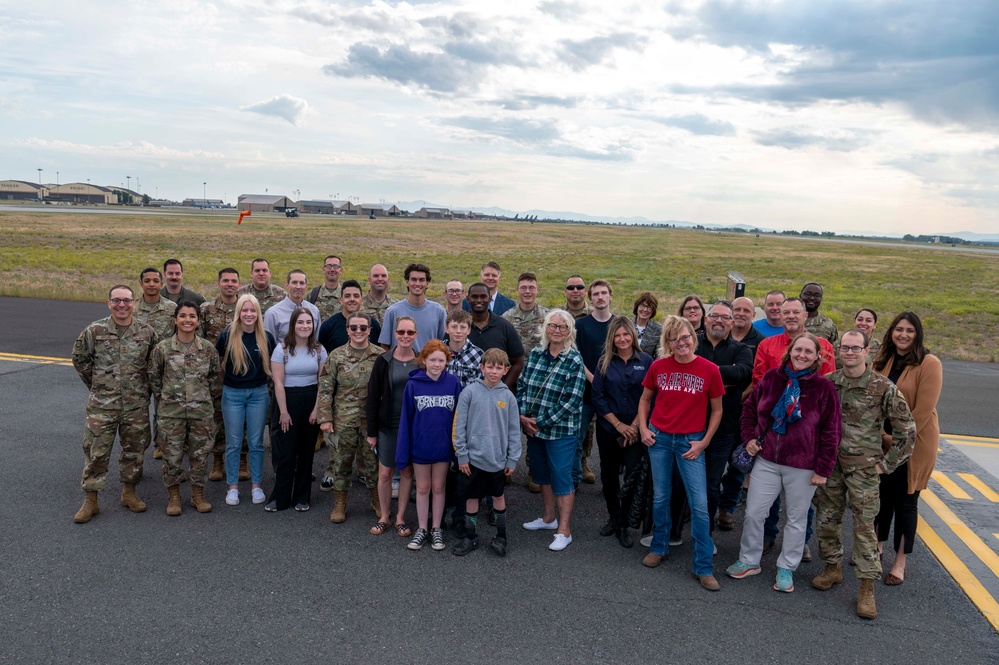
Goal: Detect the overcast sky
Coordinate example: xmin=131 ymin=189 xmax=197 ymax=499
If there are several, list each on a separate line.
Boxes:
xmin=3 ymin=0 xmax=997 ymax=234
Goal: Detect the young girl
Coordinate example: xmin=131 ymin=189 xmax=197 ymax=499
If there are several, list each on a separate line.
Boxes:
xmin=266 ymin=308 xmax=327 ymax=512
xmin=396 ymin=340 xmax=463 ymax=551
xmin=149 ymin=302 xmax=223 ymax=516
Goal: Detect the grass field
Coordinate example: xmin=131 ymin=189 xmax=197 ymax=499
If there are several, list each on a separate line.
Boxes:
xmin=1 ymin=209 xmax=997 ymax=361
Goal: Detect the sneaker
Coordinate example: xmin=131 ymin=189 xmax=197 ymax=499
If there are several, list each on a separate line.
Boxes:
xmin=713 ymin=543 xmax=718 ymax=556
xmin=430 ymin=528 xmax=446 ymax=551
xmin=774 ymin=567 xmax=795 ymax=592
xmin=490 ymin=536 xmax=507 ymax=557
xmin=294 ymin=503 xmax=309 ymax=512
xmin=264 ymin=500 xmax=277 ymax=512
xmin=669 ymin=536 xmax=683 ymax=547
xmin=640 ymin=535 xmax=653 ymax=547
xmin=225 ymin=489 xmax=239 ymax=506
xmin=251 ymin=487 xmax=266 ymax=504
xmin=523 ymin=517 xmax=559 ymax=531
xmin=319 ymin=477 xmax=334 ymax=492
xmin=452 ymin=537 xmax=479 ymax=556
xmin=726 ymin=561 xmax=762 ymax=579
xmin=801 ymin=543 xmax=813 ymax=562
xmin=549 ymin=533 xmax=572 ymax=551
xmin=391 ymin=479 xmax=400 ymax=499
xmin=408 ymin=528 xmax=429 ymax=551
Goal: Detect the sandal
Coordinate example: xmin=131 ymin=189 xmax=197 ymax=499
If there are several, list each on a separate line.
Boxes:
xmin=369 ymin=521 xmax=389 ymax=535
xmin=395 ymin=522 xmax=412 ymax=537
xmin=884 ymin=573 xmax=904 ymax=586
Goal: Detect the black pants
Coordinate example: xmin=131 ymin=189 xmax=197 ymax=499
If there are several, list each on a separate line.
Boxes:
xmin=875 ymin=461 xmax=919 ymax=554
xmin=704 ymin=433 xmax=736 ymax=534
xmin=269 ymin=385 xmax=319 ymax=510
xmin=595 ymin=425 xmax=645 ymax=523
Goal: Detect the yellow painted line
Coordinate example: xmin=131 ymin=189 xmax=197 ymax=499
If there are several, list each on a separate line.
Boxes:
xmin=0 ymin=352 xmax=73 ymax=367
xmin=0 ymin=351 xmax=72 ymax=362
xmin=931 ymin=471 xmax=973 ymax=500
xmin=958 ymin=474 xmax=999 ymax=503
xmin=947 ymin=441 xmax=999 ymax=450
xmin=943 ymin=434 xmax=999 ymax=443
xmin=916 ymin=518 xmax=999 ymax=632
xmin=921 ymin=489 xmax=999 ymax=579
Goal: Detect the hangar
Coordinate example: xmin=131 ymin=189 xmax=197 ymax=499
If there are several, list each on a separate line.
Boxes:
xmin=0 ymin=180 xmax=48 ymax=201
xmin=48 ymin=183 xmax=117 ymax=204
xmin=238 ymin=194 xmax=296 ymax=212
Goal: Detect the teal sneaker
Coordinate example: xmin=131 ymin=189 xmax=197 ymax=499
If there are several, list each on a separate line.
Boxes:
xmin=774 ymin=567 xmax=794 ymax=592
xmin=726 ymin=561 xmax=761 ymax=579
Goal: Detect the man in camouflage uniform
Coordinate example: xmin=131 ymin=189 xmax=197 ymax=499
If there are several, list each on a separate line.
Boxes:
xmin=801 ymin=282 xmax=839 ymax=343
xmin=199 ymin=267 xmax=240 ymax=480
xmin=71 ymin=285 xmax=159 ymax=523
xmin=813 ymin=329 xmax=915 ymax=619
xmin=134 ymin=267 xmax=177 ymax=339
xmin=318 ymin=312 xmax=383 ymax=523
xmin=309 ymin=254 xmax=343 ymax=320
xmin=149 ymin=306 xmax=223 ymax=516
xmin=362 ymin=263 xmax=397 ymax=325
xmin=563 ymin=274 xmax=591 ymax=320
xmin=503 ymin=272 xmax=548 ymax=352
xmin=238 ymin=258 xmax=287 ymax=314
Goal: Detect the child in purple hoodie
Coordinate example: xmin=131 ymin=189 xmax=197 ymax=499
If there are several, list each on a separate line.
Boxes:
xmin=396 ymin=340 xmax=463 ymax=552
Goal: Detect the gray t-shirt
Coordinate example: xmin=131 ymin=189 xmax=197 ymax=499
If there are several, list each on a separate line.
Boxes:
xmin=388 ymin=356 xmax=415 ymax=428
xmin=378 ymin=299 xmax=447 ymax=351
xmin=271 ymin=344 xmax=327 ymax=388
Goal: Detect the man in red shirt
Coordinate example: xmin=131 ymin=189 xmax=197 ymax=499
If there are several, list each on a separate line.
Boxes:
xmin=752 ymin=297 xmax=835 ymax=385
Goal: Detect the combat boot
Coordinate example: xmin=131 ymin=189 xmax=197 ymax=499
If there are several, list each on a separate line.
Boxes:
xmin=330 ymin=490 xmax=348 ymax=523
xmin=369 ymin=487 xmax=381 ymax=517
xmin=190 ymin=485 xmax=213 ymax=513
xmin=581 ymin=461 xmax=596 ymax=484
xmin=857 ymin=579 xmax=877 ymax=619
xmin=811 ymin=563 xmax=843 ymax=591
xmin=120 ymin=483 xmax=148 ymax=513
xmin=166 ymin=485 xmax=182 ymax=516
xmin=527 ymin=475 xmax=541 ymax=494
xmin=73 ymin=491 xmax=100 ymax=523
xmin=208 ymin=453 xmax=224 ymax=481
xmin=238 ymin=454 xmax=250 ymax=481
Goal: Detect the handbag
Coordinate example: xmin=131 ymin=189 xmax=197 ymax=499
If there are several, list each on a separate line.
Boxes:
xmin=730 ymin=441 xmax=756 ymax=474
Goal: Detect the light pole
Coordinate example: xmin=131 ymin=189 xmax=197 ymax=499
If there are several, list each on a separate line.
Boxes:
xmin=126 ymin=176 xmax=131 ymax=191
xmin=203 ymin=182 xmax=207 ymax=203
xmin=37 ymin=168 xmax=42 ymax=200
xmin=56 ymin=171 xmax=59 ymax=186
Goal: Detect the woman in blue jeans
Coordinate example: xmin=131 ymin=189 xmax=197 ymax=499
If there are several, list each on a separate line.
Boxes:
xmin=637 ymin=316 xmax=724 ymax=591
xmin=216 ymin=294 xmax=276 ymax=507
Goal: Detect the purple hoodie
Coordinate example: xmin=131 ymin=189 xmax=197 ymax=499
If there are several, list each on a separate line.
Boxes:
xmin=741 ymin=367 xmax=842 ymax=477
xmin=395 ymin=368 xmax=463 ymax=467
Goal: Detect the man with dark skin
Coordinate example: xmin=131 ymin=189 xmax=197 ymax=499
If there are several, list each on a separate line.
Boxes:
xmin=801 ymin=283 xmax=839 ymax=343
xmin=466 ymin=283 xmax=524 ymax=389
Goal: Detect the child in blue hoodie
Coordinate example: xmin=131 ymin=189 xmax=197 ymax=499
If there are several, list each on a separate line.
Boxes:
xmin=451 ymin=348 xmax=522 ymax=557
xmin=396 ymin=340 xmax=463 ymax=551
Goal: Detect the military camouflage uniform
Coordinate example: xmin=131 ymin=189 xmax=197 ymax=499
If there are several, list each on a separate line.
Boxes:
xmin=503 ymin=304 xmax=549 ymax=352
xmin=134 ymin=297 xmax=177 ymax=340
xmin=72 ymin=317 xmax=158 ymax=492
xmin=312 ymin=284 xmax=342 ymax=321
xmin=199 ymin=297 xmax=236 ymax=454
xmin=361 ymin=293 xmax=397 ymax=326
xmin=238 ymin=283 xmax=288 ymax=314
xmin=564 ymin=301 xmax=591 ymax=320
xmin=149 ymin=335 xmax=223 ymax=487
xmin=317 ymin=342 xmax=382 ymax=490
xmin=815 ymin=367 xmax=915 ymax=579
xmin=805 ymin=312 xmax=839 ymax=344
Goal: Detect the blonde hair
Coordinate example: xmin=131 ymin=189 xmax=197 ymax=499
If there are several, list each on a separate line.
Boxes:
xmin=598 ymin=316 xmax=639 ymax=376
xmin=223 ymin=294 xmax=272 ymax=377
xmin=658 ymin=315 xmax=698 ymax=358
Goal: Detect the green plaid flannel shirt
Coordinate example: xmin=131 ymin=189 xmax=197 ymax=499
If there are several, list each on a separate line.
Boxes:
xmin=516 ymin=346 xmax=586 ymax=440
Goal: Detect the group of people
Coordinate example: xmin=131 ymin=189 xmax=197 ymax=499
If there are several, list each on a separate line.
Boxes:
xmin=70 ymin=257 xmax=942 ymax=620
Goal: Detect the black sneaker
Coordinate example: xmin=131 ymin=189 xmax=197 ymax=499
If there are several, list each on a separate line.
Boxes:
xmin=264 ymin=500 xmax=278 ymax=513
xmin=294 ymin=503 xmax=310 ymax=512
xmin=599 ymin=518 xmax=618 ymax=537
xmin=452 ymin=536 xmax=478 ymax=556
xmin=490 ymin=536 xmax=507 ymax=557
xmin=319 ymin=477 xmax=334 ymax=492
xmin=431 ymin=528 xmax=446 ymax=551
xmin=407 ymin=528 xmax=429 ymax=551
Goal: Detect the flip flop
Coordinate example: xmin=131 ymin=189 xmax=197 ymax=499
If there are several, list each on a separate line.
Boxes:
xmin=369 ymin=521 xmax=389 ymax=535
xmin=884 ymin=573 xmax=904 ymax=586
xmin=395 ymin=523 xmax=412 ymax=537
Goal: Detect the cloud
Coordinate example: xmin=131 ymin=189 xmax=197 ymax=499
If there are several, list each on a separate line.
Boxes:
xmin=538 ymin=1 xmax=580 ymax=20
xmin=887 ymin=149 xmax=999 ymax=208
xmin=445 ymin=115 xmax=638 ymax=161
xmin=648 ymin=113 xmax=736 ymax=136
xmin=753 ymin=127 xmax=876 ymax=152
xmin=241 ymin=94 xmax=309 ymax=126
xmin=558 ymin=33 xmax=648 ymax=71
xmin=496 ymin=95 xmax=581 ymax=110
xmin=18 ymin=137 xmax=226 ymax=161
xmin=324 ymin=43 xmax=480 ymax=93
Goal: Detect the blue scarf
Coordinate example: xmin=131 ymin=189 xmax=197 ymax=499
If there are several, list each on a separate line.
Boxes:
xmin=771 ymin=365 xmax=814 ymax=434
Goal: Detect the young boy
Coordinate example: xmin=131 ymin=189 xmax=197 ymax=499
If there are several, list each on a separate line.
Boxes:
xmin=444 ymin=310 xmax=484 ymax=388
xmin=451 ymin=348 xmax=522 ymax=556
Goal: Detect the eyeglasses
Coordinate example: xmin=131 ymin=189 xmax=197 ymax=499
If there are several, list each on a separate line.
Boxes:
xmin=324 ymin=263 xmax=342 ymax=270
xmin=109 ymin=298 xmax=135 ymax=305
xmin=668 ymin=334 xmax=693 ymax=344
xmin=546 ymin=323 xmax=569 ymax=332
xmin=518 ymin=285 xmax=538 ymax=292
xmin=445 ymin=289 xmax=464 ymax=295
xmin=706 ymin=313 xmax=733 ymax=321
xmin=349 ymin=325 xmax=369 ymax=332
xmin=683 ymin=305 xmax=702 ymax=313
xmin=838 ymin=345 xmax=866 ymax=354
xmin=564 ymin=284 xmax=585 ymax=291
xmin=395 ymin=330 xmax=417 ymax=336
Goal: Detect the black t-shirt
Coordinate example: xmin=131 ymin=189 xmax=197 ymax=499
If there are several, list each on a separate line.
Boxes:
xmin=317 ymin=312 xmax=381 ymax=353
xmin=215 ymin=328 xmax=276 ymax=389
xmin=467 ymin=312 xmax=525 ymax=358
xmin=575 ymin=314 xmax=614 ymax=403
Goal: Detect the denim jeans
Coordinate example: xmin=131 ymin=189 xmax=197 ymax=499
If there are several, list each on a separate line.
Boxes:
xmin=572 ymin=402 xmax=595 ymax=486
xmin=221 ymin=384 xmax=269 ymax=485
xmin=646 ymin=426 xmax=714 ymax=576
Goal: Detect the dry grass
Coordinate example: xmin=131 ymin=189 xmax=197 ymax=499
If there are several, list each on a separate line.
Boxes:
xmin=2 ymin=210 xmax=997 ymax=361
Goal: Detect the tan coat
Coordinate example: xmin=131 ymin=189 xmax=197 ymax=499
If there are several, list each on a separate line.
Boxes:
xmin=877 ymin=354 xmax=942 ymax=493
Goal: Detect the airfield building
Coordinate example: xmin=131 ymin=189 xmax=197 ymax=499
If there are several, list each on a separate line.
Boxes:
xmin=237 ymin=194 xmax=296 ymax=213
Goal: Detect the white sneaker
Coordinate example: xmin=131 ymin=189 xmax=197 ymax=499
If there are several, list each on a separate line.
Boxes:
xmin=523 ymin=517 xmax=559 ymax=531
xmin=549 ymin=533 xmax=573 ymax=551
xmin=251 ymin=487 xmax=266 ymax=504
xmin=391 ymin=479 xmax=400 ymax=499
xmin=225 ymin=489 xmax=239 ymax=506
xmin=640 ymin=535 xmax=653 ymax=547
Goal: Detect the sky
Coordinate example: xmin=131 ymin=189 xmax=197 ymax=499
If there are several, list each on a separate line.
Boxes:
xmin=2 ymin=0 xmax=998 ymax=235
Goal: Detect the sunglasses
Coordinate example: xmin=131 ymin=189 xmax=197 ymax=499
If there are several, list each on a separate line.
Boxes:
xmin=565 ymin=284 xmax=585 ymax=291
xmin=395 ymin=330 xmax=417 ymax=336
xmin=348 ymin=325 xmax=369 ymax=332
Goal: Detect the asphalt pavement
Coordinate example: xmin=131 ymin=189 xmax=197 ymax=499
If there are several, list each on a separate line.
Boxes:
xmin=1 ymin=296 xmax=996 ymax=663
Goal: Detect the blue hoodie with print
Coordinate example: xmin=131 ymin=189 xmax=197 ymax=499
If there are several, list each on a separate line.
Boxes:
xmin=395 ymin=368 xmax=463 ymax=467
